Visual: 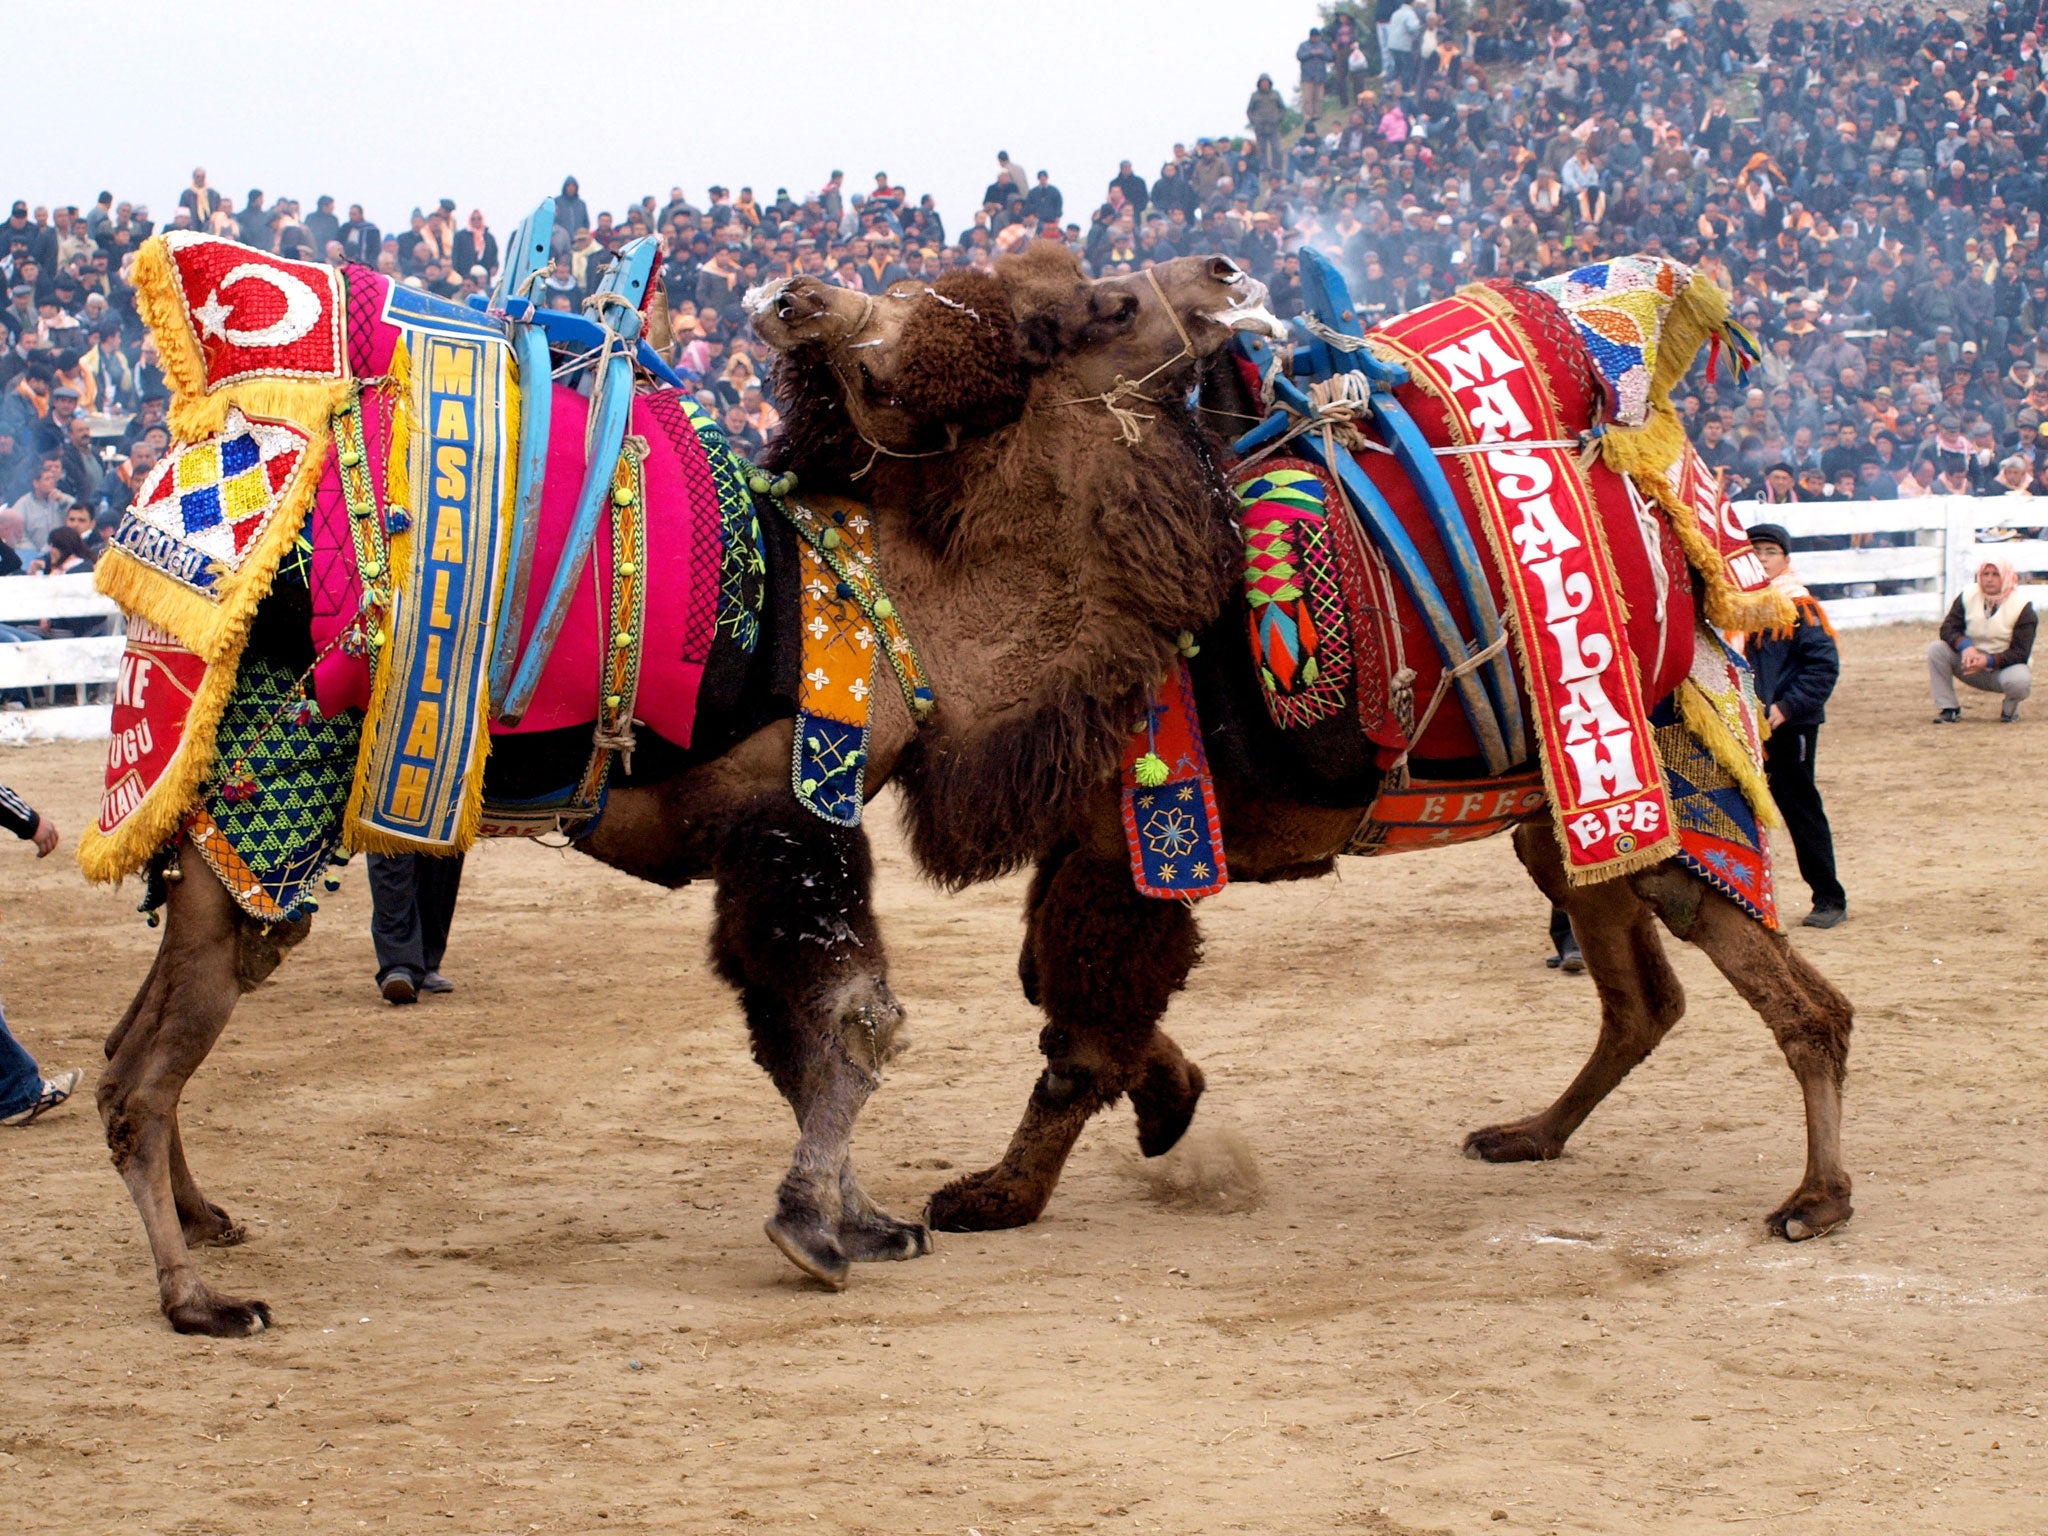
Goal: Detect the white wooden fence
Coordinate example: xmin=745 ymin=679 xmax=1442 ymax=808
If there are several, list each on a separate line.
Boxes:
xmin=0 ymin=573 xmax=122 ymax=744
xmin=1728 ymin=496 xmax=2045 ymax=630
xmin=0 ymin=498 xmax=2027 ymax=743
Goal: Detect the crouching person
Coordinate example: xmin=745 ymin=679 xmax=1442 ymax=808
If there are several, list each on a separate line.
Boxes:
xmin=1929 ymin=557 xmax=2034 ymax=724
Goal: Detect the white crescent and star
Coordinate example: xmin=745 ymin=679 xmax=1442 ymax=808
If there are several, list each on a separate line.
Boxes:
xmin=192 ymin=263 xmax=322 ymax=348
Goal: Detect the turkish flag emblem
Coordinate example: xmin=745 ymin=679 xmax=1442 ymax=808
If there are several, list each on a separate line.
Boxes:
xmin=163 ymin=232 xmax=347 ymax=390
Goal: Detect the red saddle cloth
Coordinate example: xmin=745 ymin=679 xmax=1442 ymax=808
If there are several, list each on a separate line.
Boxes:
xmin=1346 ymin=281 xmax=1697 ymax=767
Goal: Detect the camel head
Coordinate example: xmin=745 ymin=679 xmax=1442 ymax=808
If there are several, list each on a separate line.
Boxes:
xmin=748 ymin=247 xmax=1285 ymax=463
xmin=1016 ymin=252 xmax=1288 ymax=407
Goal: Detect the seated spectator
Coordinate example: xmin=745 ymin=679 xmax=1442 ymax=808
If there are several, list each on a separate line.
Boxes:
xmin=1929 ymin=556 xmax=2034 ymax=724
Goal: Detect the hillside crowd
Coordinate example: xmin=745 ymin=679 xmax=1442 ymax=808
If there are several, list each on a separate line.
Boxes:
xmin=3 ymin=0 xmax=2046 ymax=564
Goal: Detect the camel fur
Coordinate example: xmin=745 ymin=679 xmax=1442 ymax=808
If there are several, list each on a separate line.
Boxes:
xmin=752 ymin=254 xmax=1858 ymax=1249
xmin=97 ymin=251 xmax=1282 ymax=1335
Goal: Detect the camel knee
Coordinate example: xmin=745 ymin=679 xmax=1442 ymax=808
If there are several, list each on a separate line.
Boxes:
xmin=235 ymin=912 xmax=312 ymax=992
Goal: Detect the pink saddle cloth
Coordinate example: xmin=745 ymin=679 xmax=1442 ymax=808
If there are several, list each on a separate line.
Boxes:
xmin=307 ymin=268 xmax=721 ymax=745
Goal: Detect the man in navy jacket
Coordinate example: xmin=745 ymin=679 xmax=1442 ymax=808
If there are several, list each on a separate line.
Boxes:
xmin=1742 ymin=523 xmax=1848 ymax=928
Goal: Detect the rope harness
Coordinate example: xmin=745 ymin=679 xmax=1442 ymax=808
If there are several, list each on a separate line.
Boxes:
xmin=822 ymin=290 xmax=965 ymax=480
xmin=1051 ymin=267 xmax=1198 ymax=445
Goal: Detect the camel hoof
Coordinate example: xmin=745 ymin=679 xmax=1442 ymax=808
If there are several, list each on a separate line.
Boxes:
xmin=841 ymin=1215 xmax=934 ymax=1263
xmin=1767 ymin=1192 xmax=1852 ymax=1242
xmin=183 ymin=1203 xmax=246 ymax=1247
xmin=1463 ymin=1122 xmax=1564 ymax=1163
xmin=1133 ymin=1060 xmax=1205 ymax=1159
xmin=166 ymin=1293 xmax=273 ymax=1338
xmin=764 ymin=1217 xmax=850 ymax=1290
xmin=925 ymin=1170 xmax=1047 ymax=1233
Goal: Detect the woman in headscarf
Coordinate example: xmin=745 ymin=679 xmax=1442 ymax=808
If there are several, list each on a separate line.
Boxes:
xmin=1929 ymin=555 xmax=2035 ymax=724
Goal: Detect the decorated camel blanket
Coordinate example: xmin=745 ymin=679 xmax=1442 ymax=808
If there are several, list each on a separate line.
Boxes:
xmin=1221 ymin=263 xmax=1786 ymax=925
xmin=79 ymin=234 xmax=753 ymax=920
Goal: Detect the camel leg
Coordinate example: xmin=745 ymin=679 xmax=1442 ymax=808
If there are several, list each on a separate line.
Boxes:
xmin=168 ymin=1115 xmax=243 ymax=1247
xmin=1465 ymin=824 xmax=1687 ymax=1163
xmin=710 ymin=798 xmax=925 ymax=1290
xmin=98 ymin=843 xmax=309 ymax=1335
xmin=1630 ymin=865 xmax=1855 ymax=1240
xmin=927 ymin=851 xmax=1203 ymax=1232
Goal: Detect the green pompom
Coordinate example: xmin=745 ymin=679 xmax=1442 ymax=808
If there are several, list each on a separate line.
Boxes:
xmin=1133 ymin=752 xmax=1169 ymax=788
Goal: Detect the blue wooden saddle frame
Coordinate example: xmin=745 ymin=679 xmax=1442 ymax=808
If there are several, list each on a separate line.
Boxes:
xmin=487 ymin=225 xmax=665 ymax=726
xmin=1233 ymin=252 xmax=1527 ymax=774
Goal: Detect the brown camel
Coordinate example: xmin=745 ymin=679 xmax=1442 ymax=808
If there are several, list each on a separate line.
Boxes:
xmin=748 ymin=254 xmax=1857 ymax=1249
xmin=98 ymin=249 xmax=1284 ymax=1334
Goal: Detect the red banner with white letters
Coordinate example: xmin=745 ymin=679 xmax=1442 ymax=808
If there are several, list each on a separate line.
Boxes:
xmin=1377 ymin=288 xmax=1678 ymax=882
xmin=96 ymin=618 xmax=214 ymax=838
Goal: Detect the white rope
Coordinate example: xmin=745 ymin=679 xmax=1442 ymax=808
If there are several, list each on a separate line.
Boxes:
xmin=1297 ymin=313 xmax=1374 ymax=352
xmin=1394 ymin=623 xmax=1515 ymax=769
xmin=1051 ymin=267 xmax=1198 ymax=445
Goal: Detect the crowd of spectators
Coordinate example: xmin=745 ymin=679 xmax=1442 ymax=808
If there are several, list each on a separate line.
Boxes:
xmin=4 ymin=0 xmax=2046 ymax=572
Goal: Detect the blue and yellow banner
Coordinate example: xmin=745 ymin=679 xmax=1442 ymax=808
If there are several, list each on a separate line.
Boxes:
xmin=345 ymin=320 xmax=513 ymax=853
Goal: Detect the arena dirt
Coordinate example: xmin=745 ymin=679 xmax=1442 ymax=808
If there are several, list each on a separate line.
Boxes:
xmin=3 ymin=622 xmax=2043 ymax=1535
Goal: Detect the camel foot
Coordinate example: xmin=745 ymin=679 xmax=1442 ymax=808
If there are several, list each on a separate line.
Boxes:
xmin=925 ymin=1168 xmax=1050 ymax=1232
xmin=1766 ymin=1189 xmax=1852 ymax=1242
xmin=180 ymin=1202 xmax=246 ymax=1248
xmin=764 ymin=1216 xmax=850 ymax=1290
xmin=165 ymin=1289 xmax=272 ymax=1338
xmin=839 ymin=1209 xmax=934 ymax=1263
xmin=1132 ymin=1059 xmax=1205 ymax=1159
xmin=1463 ymin=1119 xmax=1566 ymax=1163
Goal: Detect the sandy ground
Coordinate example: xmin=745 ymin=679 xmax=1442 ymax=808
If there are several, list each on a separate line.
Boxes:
xmin=2 ymin=621 xmax=2044 ymax=1536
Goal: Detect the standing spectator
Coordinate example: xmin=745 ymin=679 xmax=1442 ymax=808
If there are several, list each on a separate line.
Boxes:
xmin=1297 ymin=26 xmax=1334 ymax=125
xmin=451 ymin=209 xmax=498 ymax=283
xmin=1929 ymin=556 xmax=2034 ymax=724
xmin=1109 ymin=160 xmax=1149 ymax=213
xmin=1023 ymin=172 xmax=1063 ymax=226
xmin=552 ymin=176 xmax=590 ymax=256
xmin=1742 ymin=523 xmax=1848 ymax=929
xmin=0 ymin=784 xmax=77 ymax=1127
xmin=1384 ymin=0 xmax=1424 ymax=87
xmin=367 ymin=853 xmax=464 ymax=1005
xmin=176 ymin=168 xmax=224 ymax=228
xmin=1248 ymin=75 xmax=1288 ymax=176
xmin=337 ymin=205 xmax=380 ymax=267
xmin=304 ymin=195 xmax=340 ymax=256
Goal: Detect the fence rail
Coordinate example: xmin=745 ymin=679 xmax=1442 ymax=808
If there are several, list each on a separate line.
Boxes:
xmin=1730 ymin=495 xmax=2047 ymax=629
xmin=0 ymin=500 xmax=2031 ymax=741
xmin=0 ymin=573 xmax=122 ymax=744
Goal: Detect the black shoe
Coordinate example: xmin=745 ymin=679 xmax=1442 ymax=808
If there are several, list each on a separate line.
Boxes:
xmin=420 ymin=971 xmax=454 ymax=994
xmin=1933 ymin=708 xmax=1962 ymax=723
xmin=1801 ymin=906 xmax=1847 ymax=930
xmin=2001 ymin=702 xmax=2021 ymax=723
xmin=1545 ymin=951 xmax=1562 ymax=969
xmin=1557 ymin=941 xmax=1586 ymax=973
xmin=381 ymin=971 xmax=418 ymax=1005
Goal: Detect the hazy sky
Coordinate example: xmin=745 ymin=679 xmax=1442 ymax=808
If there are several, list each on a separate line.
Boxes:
xmin=14 ymin=0 xmax=1322 ymax=238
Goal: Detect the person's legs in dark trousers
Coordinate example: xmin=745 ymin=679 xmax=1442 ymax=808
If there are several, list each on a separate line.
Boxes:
xmin=414 ymin=853 xmax=465 ymax=982
xmin=1546 ymin=901 xmax=1583 ymax=971
xmin=368 ymin=852 xmax=424 ymax=999
xmin=368 ymin=852 xmax=465 ymax=1000
xmin=1764 ymin=725 xmax=1846 ymax=918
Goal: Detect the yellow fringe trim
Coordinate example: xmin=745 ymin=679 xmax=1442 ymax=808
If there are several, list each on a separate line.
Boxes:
xmin=340 ymin=338 xmax=417 ymax=855
xmin=130 ymin=235 xmax=354 ymax=443
xmin=74 ymin=644 xmax=244 ymax=886
xmin=92 ymin=426 xmax=327 ymax=665
xmin=1581 ymin=271 xmax=1792 ymax=636
xmin=1639 ymin=471 xmax=1793 ymax=635
xmin=1675 ymin=676 xmax=1782 ymax=831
